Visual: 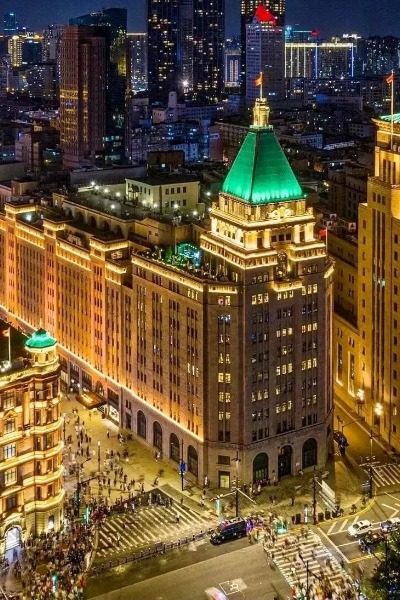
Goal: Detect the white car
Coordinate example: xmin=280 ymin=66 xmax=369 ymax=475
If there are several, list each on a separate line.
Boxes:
xmin=347 ymin=520 xmax=373 ymax=538
xmin=205 ymin=588 xmax=228 ymax=600
xmin=380 ymin=517 xmax=400 ymax=532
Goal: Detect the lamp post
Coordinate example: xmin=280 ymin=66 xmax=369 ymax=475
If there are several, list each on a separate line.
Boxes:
xmin=233 ymin=451 xmax=241 ymax=518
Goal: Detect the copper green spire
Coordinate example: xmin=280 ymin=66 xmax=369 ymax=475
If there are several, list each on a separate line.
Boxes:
xmin=221 ymin=99 xmax=304 ymax=205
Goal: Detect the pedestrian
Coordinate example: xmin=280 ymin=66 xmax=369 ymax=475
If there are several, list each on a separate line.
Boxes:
xmin=291 ymin=495 xmax=295 ymax=506
xmin=176 ymin=514 xmax=180 ymax=524
xmin=116 ymin=533 xmax=120 ymax=546
xmin=107 ymin=430 xmax=110 ymax=439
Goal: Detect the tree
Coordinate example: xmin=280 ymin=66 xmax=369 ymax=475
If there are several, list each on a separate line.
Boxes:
xmin=368 ymin=530 xmax=400 ymax=599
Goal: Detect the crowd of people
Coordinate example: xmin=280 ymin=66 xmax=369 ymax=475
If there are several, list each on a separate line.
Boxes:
xmin=2 ymin=523 xmax=93 ymax=600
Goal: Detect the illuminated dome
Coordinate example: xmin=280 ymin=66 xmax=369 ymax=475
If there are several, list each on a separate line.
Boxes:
xmin=25 ymin=328 xmax=57 ymax=351
xmin=221 ymin=127 xmax=304 ymax=205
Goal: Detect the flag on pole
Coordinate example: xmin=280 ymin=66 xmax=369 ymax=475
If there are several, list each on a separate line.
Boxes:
xmin=255 ymin=72 xmax=263 ymax=87
xmin=319 ymin=228 xmax=328 ymax=239
xmin=2 ymin=328 xmax=10 ymax=337
xmin=386 ymin=72 xmax=394 ymax=85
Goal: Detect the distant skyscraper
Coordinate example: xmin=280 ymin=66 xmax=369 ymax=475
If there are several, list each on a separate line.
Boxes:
xmin=224 ymin=39 xmax=241 ymax=89
xmin=3 ymin=12 xmax=18 ymax=35
xmin=69 ymin=8 xmax=127 ymax=163
xmin=59 ymin=26 xmax=107 ymax=168
xmin=42 ymin=24 xmax=64 ymax=62
xmin=147 ymin=0 xmax=180 ymax=101
xmin=285 ymin=38 xmax=355 ymax=79
xmin=192 ymin=0 xmax=225 ymax=101
xmin=246 ymin=15 xmax=285 ymax=104
xmin=241 ymin=1 xmax=285 ymax=89
xmin=127 ymin=33 xmax=148 ymax=93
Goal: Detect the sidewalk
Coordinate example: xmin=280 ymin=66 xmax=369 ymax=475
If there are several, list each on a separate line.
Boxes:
xmin=63 ymin=395 xmax=368 ymax=527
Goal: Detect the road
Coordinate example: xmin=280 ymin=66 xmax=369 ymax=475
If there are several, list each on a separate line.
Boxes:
xmin=89 ymin=543 xmax=291 ymax=600
xmin=318 ymin=491 xmax=400 ymax=564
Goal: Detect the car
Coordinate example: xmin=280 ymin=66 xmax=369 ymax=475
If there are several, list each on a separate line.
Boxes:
xmin=205 ymin=588 xmax=229 ymax=600
xmin=359 ymin=531 xmax=385 ymax=552
xmin=210 ymin=517 xmax=247 ymax=545
xmin=333 ymin=430 xmax=349 ymax=447
xmin=380 ymin=517 xmax=400 ymax=532
xmin=347 ymin=519 xmax=373 ymax=538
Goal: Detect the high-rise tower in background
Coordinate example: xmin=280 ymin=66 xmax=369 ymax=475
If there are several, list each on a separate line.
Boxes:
xmin=3 ymin=12 xmax=18 ymax=36
xmin=192 ymin=0 xmax=225 ymax=101
xmin=59 ymin=26 xmax=107 ymax=168
xmin=241 ymin=1 xmax=285 ymax=89
xmin=69 ymin=8 xmax=127 ymax=163
xmin=127 ymin=33 xmax=148 ymax=94
xmin=147 ymin=0 xmax=180 ymax=101
xmin=147 ymin=0 xmax=225 ymax=102
xmin=246 ymin=10 xmax=285 ymax=104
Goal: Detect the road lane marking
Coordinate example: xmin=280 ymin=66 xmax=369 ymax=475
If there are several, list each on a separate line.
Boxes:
xmin=317 ymin=526 xmax=349 ymax=563
xmin=385 ymin=491 xmax=400 ymax=502
xmin=327 ymin=521 xmax=339 ymax=535
xmin=336 ymin=541 xmax=361 ymax=548
xmin=338 ymin=519 xmax=350 ymax=533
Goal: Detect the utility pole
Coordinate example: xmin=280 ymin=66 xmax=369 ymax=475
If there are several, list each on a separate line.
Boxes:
xmin=234 ymin=450 xmax=241 ymax=518
xmin=306 ymin=560 xmax=310 ymax=600
xmin=369 ymin=430 xmax=374 ymax=499
xmin=312 ymin=474 xmax=317 ymax=525
xmin=179 ymin=439 xmax=185 ymax=491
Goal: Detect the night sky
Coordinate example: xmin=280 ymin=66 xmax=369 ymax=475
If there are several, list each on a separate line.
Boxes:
xmin=1 ymin=0 xmax=398 ymax=37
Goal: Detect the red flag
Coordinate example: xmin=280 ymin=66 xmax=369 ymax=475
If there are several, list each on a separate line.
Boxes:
xmin=2 ymin=328 xmax=10 ymax=337
xmin=319 ymin=228 xmax=328 ymax=239
xmin=386 ymin=72 xmax=394 ymax=85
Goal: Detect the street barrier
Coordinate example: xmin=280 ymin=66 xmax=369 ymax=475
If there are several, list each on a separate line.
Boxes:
xmin=90 ymin=528 xmax=215 ymax=575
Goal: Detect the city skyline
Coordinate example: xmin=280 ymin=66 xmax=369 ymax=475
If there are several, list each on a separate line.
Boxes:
xmin=1 ymin=0 xmax=398 ymax=37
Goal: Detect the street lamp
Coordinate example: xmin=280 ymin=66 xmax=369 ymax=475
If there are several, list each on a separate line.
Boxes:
xmin=233 ymin=451 xmax=241 ymax=517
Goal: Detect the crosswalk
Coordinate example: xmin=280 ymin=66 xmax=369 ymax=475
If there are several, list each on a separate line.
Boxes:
xmin=371 ymin=463 xmax=400 ymax=489
xmin=268 ymin=531 xmax=351 ymax=593
xmin=325 ymin=515 xmax=366 ymax=536
xmin=96 ymin=503 xmax=211 ymax=559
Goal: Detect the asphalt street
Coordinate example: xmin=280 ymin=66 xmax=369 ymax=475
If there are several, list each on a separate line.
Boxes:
xmin=318 ymin=491 xmax=400 ymax=563
xmin=89 ymin=543 xmax=290 ymax=600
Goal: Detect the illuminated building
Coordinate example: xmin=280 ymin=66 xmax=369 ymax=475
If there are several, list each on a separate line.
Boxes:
xmin=0 ymin=98 xmax=333 ymax=486
xmin=224 ymin=40 xmax=241 ymax=90
xmin=246 ymin=15 xmax=285 ymax=103
xmin=59 ymin=26 xmax=107 ymax=169
xmin=68 ymin=9 xmax=127 ymax=164
xmin=127 ymin=33 xmax=148 ymax=94
xmin=147 ymin=0 xmax=224 ymax=102
xmin=3 ymin=12 xmax=18 ymax=36
xmin=0 ymin=329 xmax=64 ymax=557
xmin=147 ymin=0 xmax=180 ymax=101
xmin=285 ymin=39 xmax=355 ymax=79
xmin=192 ymin=0 xmax=225 ymax=101
xmin=241 ymin=1 xmax=285 ymax=90
xmin=331 ymin=114 xmax=400 ymax=449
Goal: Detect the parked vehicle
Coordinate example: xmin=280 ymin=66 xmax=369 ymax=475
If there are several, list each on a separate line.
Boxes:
xmin=380 ymin=517 xmax=400 ymax=532
xmin=210 ymin=517 xmax=247 ymax=545
xmin=359 ymin=531 xmax=385 ymax=552
xmin=347 ymin=519 xmax=372 ymax=538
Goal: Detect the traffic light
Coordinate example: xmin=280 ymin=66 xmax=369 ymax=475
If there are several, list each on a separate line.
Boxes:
xmin=83 ymin=505 xmax=91 ymax=524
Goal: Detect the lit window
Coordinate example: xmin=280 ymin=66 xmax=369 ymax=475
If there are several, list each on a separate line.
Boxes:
xmin=5 ymin=467 xmax=17 ymax=486
xmin=225 ymin=373 xmax=231 ymax=383
xmin=4 ymin=444 xmax=16 ymax=459
xmin=218 ymin=373 xmax=224 ymax=382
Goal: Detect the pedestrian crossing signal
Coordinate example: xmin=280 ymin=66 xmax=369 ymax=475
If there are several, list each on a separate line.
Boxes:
xmin=83 ymin=506 xmax=91 ymax=524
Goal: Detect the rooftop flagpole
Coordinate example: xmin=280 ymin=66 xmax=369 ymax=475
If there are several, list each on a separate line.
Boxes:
xmin=391 ymin=69 xmax=394 ymax=149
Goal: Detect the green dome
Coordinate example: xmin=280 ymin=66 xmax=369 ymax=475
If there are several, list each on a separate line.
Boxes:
xmin=222 ymin=127 xmax=304 ymax=204
xmin=25 ymin=328 xmax=57 ymax=350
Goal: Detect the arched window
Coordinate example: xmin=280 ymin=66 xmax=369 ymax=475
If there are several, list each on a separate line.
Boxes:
xmin=170 ymin=433 xmax=180 ymax=463
xmin=187 ymin=445 xmax=198 ymax=477
xmin=302 ymin=438 xmax=317 ymax=469
xmin=253 ymin=453 xmax=268 ymax=482
xmin=153 ymin=421 xmax=162 ymax=451
xmin=137 ymin=410 xmax=146 ymax=439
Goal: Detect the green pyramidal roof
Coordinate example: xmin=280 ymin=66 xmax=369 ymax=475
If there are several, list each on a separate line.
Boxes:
xmin=25 ymin=328 xmax=56 ymax=350
xmin=222 ymin=127 xmax=304 ymax=204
